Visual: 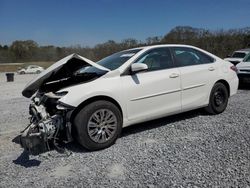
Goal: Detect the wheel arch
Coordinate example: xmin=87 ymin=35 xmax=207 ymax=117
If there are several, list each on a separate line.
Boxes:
xmin=70 ymin=95 xmax=123 ymax=122
xmin=215 ymin=79 xmax=230 ymax=96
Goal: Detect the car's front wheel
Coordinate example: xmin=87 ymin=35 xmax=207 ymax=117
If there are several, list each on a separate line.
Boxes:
xmin=74 ymin=100 xmax=122 ymax=150
xmin=205 ymin=82 xmax=229 ymax=114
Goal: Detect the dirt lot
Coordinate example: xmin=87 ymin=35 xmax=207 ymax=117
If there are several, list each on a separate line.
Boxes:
xmin=0 ymin=62 xmax=53 ymax=72
xmin=0 ymin=73 xmax=249 ymax=187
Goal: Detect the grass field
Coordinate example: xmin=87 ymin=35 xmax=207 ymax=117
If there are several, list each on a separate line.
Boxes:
xmin=0 ymin=62 xmax=54 ymax=72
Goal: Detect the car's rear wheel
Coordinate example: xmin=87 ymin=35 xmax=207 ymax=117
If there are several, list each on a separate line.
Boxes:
xmin=20 ymin=71 xmax=25 ymax=74
xmin=74 ymin=100 xmax=122 ymax=150
xmin=205 ymin=82 xmax=229 ymax=114
xmin=36 ymin=70 xmax=41 ymax=74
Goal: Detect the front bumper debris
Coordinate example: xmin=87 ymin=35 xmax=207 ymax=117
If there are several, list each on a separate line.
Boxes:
xmin=19 ymin=114 xmax=63 ymax=155
xmin=20 ymin=125 xmax=48 ymax=155
xmin=18 ymin=90 xmax=75 ymax=155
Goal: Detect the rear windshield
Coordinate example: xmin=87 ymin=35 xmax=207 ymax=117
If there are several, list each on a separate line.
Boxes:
xmin=232 ymin=52 xmax=247 ymax=58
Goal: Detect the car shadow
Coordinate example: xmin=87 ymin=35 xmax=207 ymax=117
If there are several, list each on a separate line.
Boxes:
xmin=12 ymin=135 xmax=42 ymax=167
xmin=121 ymin=109 xmax=204 ymax=137
xmin=238 ymin=83 xmax=250 ymax=90
xmin=12 ymin=150 xmax=41 ymax=168
xmin=65 ymin=108 xmax=205 ymax=153
xmin=12 ymin=108 xmax=206 ymax=156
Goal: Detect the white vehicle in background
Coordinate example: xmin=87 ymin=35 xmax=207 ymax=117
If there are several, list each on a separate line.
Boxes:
xmin=19 ymin=44 xmax=239 ymax=154
xmin=224 ymin=49 xmax=250 ymax=65
xmin=236 ymin=53 xmax=250 ymax=83
xmin=18 ymin=65 xmax=44 ymax=74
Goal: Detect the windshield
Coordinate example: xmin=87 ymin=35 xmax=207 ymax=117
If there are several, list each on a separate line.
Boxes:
xmin=243 ymin=54 xmax=250 ymax=62
xmin=75 ymin=49 xmax=141 ymax=74
xmin=75 ymin=65 xmax=107 ymax=75
xmin=232 ymin=52 xmax=247 ymax=58
xmin=96 ymin=49 xmax=142 ymax=70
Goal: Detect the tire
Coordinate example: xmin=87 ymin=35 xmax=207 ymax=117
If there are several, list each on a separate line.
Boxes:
xmin=36 ymin=70 xmax=41 ymax=74
xmin=74 ymin=100 xmax=122 ymax=151
xmin=20 ymin=71 xmax=25 ymax=75
xmin=205 ymin=82 xmax=229 ymax=114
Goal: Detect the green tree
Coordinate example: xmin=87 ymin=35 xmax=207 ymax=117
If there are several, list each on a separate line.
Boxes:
xmin=10 ymin=40 xmax=38 ymax=61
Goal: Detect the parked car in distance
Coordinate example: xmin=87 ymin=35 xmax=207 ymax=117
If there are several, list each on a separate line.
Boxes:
xmin=19 ymin=44 xmax=239 ymax=153
xmin=224 ymin=49 xmax=250 ymax=65
xmin=236 ymin=53 xmax=250 ymax=83
xmin=17 ymin=65 xmax=44 ymax=74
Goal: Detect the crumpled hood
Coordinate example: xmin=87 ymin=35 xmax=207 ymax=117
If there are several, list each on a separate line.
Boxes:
xmin=22 ymin=54 xmax=110 ymax=98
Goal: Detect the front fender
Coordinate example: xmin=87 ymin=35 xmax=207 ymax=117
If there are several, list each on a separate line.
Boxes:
xmin=58 ymin=76 xmax=127 ymax=120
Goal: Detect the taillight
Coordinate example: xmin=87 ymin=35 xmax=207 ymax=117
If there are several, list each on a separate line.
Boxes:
xmin=230 ymin=66 xmax=238 ymax=72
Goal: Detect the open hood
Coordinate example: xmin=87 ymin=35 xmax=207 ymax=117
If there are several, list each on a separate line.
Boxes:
xmin=22 ymin=54 xmax=110 ymax=98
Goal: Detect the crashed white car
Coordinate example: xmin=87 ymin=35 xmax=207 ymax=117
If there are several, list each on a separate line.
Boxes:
xmin=19 ymin=45 xmax=238 ymax=154
xmin=18 ymin=65 xmax=44 ymax=74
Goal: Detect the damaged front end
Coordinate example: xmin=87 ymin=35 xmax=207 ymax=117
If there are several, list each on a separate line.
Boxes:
xmin=20 ymin=92 xmax=74 ymax=155
xmin=19 ymin=54 xmax=109 ymax=155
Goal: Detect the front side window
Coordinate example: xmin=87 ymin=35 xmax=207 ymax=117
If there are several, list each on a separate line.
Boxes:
xmin=172 ymin=47 xmax=214 ymax=67
xmin=133 ymin=48 xmax=173 ymax=71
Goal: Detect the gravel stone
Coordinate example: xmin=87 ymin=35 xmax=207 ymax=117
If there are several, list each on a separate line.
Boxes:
xmin=0 ymin=73 xmax=250 ymax=187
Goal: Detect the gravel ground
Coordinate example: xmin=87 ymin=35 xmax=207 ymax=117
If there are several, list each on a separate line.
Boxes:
xmin=0 ymin=73 xmax=250 ymax=187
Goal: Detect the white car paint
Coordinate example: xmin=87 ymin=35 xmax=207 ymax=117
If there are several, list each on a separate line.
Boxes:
xmin=55 ymin=44 xmax=239 ymax=127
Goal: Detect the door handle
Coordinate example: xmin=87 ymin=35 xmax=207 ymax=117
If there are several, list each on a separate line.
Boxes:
xmin=208 ymin=67 xmax=215 ymax=71
xmin=169 ymin=73 xmax=179 ymax=78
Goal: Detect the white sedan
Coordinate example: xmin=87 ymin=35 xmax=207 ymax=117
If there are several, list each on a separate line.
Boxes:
xmin=20 ymin=44 xmax=238 ymax=153
xmin=18 ymin=65 xmax=44 ymax=74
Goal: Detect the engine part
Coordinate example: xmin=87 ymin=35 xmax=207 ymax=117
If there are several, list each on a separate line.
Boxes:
xmin=20 ymin=114 xmax=63 ymax=155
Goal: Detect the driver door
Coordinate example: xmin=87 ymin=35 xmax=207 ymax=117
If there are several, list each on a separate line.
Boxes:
xmin=121 ymin=47 xmax=181 ymax=121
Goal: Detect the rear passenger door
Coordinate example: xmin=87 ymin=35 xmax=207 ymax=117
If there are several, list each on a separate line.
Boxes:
xmin=171 ymin=47 xmax=218 ymax=111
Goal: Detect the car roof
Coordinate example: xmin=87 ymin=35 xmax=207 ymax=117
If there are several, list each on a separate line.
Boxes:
xmin=124 ymin=44 xmax=199 ymax=51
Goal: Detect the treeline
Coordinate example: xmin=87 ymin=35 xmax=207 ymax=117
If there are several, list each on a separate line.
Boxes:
xmin=1 ymin=26 xmax=250 ymax=63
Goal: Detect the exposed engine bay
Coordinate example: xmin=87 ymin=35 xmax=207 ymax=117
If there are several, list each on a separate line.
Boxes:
xmin=19 ymin=54 xmax=109 ymax=155
xmin=20 ymin=92 xmax=74 ymax=155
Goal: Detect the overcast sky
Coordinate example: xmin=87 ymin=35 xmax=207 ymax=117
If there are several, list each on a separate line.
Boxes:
xmin=0 ymin=0 xmax=249 ymax=47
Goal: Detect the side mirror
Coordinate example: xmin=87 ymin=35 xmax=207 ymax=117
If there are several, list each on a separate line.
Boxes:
xmin=131 ymin=63 xmax=148 ymax=74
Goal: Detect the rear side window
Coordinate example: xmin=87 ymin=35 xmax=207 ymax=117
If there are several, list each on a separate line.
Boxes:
xmin=134 ymin=47 xmax=173 ymax=71
xmin=172 ymin=47 xmax=214 ymax=67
